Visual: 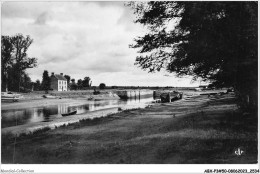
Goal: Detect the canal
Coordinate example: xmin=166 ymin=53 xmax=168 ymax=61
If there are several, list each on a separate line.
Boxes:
xmin=1 ymin=96 xmax=155 ymax=128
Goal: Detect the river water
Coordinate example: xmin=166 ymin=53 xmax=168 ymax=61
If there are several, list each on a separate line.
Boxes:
xmin=2 ymin=89 xmax=225 ymax=130
xmin=1 ymin=96 xmax=155 ymax=128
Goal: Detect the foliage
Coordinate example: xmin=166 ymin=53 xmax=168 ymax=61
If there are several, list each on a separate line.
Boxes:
xmin=129 ymin=1 xmax=257 ymax=109
xmin=99 ymin=83 xmax=106 ymax=89
xmin=7 ymin=68 xmax=32 ymax=92
xmin=64 ymin=75 xmax=71 ymax=84
xmin=70 ymin=79 xmax=77 ymax=90
xmin=11 ymin=34 xmax=37 ymax=91
xmin=12 ymin=34 xmax=37 ymax=70
xmin=82 ymin=76 xmax=91 ymax=87
xmin=77 ymin=79 xmax=83 ymax=89
xmin=20 ymin=73 xmax=32 ymax=92
xmin=34 ymin=79 xmax=41 ymax=91
xmin=41 ymin=70 xmax=50 ymax=93
xmin=1 ymin=34 xmax=37 ymax=92
xmin=1 ymin=36 xmax=14 ymax=91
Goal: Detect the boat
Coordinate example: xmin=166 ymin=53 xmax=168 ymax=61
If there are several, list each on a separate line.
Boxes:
xmin=1 ymin=92 xmax=21 ymax=102
xmin=61 ymin=110 xmax=77 ymax=116
xmin=160 ymin=91 xmax=183 ymax=103
xmin=42 ymin=95 xmax=57 ymax=99
xmin=194 ymin=87 xmax=202 ymax=91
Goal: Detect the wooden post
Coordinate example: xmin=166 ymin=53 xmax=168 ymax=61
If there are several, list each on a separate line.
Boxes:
xmin=168 ymin=92 xmax=171 ymax=103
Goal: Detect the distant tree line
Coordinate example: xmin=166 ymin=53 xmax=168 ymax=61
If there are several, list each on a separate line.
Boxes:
xmin=33 ymin=70 xmax=94 ymax=92
xmin=68 ymin=76 xmax=92 ymax=90
xmin=1 ymin=34 xmax=37 ymax=92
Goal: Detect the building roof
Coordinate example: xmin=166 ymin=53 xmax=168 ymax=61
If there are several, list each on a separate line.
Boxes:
xmin=53 ymin=74 xmax=67 ymax=81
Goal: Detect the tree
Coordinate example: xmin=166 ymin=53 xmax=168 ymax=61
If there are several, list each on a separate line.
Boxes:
xmin=64 ymin=75 xmax=71 ymax=84
xmin=82 ymin=76 xmax=91 ymax=87
xmin=7 ymin=68 xmax=26 ymax=92
xmin=70 ymin=79 xmax=77 ymax=90
xmin=34 ymin=79 xmax=41 ymax=91
xmin=41 ymin=70 xmax=50 ymax=93
xmin=20 ymin=73 xmax=32 ymax=92
xmin=129 ymin=2 xmax=257 ymax=110
xmin=11 ymin=34 xmax=37 ymax=92
xmin=77 ymin=79 xmax=83 ymax=90
xmin=1 ymin=36 xmax=14 ymax=92
xmin=1 ymin=34 xmax=37 ymax=92
xmin=99 ymin=83 xmax=106 ymax=89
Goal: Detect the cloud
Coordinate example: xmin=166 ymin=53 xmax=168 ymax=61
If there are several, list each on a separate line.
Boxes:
xmin=2 ymin=2 xmax=52 ymax=19
xmin=83 ymin=1 xmax=125 ymax=8
xmin=34 ymin=11 xmax=51 ymax=25
xmin=117 ymin=4 xmax=138 ymax=32
xmin=2 ymin=1 xmax=198 ymax=87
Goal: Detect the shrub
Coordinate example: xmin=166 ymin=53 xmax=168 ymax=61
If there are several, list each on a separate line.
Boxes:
xmin=99 ymin=83 xmax=106 ymax=89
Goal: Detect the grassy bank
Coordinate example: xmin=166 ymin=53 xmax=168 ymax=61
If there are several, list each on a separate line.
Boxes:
xmin=1 ymin=94 xmax=257 ymax=164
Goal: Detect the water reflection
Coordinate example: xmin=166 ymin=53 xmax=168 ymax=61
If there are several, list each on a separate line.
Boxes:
xmin=1 ymin=96 xmax=154 ymax=128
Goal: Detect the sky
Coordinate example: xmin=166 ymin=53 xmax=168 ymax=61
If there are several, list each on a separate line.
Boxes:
xmin=2 ymin=1 xmax=202 ymax=87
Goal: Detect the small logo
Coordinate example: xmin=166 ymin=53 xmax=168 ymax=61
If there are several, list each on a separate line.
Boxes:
xmin=235 ymin=147 xmax=244 ymax=156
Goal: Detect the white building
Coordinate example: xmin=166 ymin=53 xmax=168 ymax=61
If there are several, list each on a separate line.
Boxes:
xmin=50 ymin=73 xmax=67 ymax=91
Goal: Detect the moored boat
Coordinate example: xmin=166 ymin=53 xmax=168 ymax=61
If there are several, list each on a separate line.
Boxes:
xmin=194 ymin=87 xmax=202 ymax=91
xmin=42 ymin=95 xmax=57 ymax=99
xmin=61 ymin=110 xmax=77 ymax=116
xmin=160 ymin=91 xmax=183 ymax=103
xmin=1 ymin=92 xmax=21 ymax=102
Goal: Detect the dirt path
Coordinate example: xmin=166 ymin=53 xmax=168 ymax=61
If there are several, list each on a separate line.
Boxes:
xmin=1 ymin=94 xmax=257 ymax=164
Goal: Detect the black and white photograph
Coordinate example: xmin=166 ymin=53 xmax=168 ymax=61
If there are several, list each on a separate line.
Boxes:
xmin=1 ymin=1 xmax=259 ymax=173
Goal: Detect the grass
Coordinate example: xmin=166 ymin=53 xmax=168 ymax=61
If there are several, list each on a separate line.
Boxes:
xmin=1 ymin=95 xmax=258 ymax=164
